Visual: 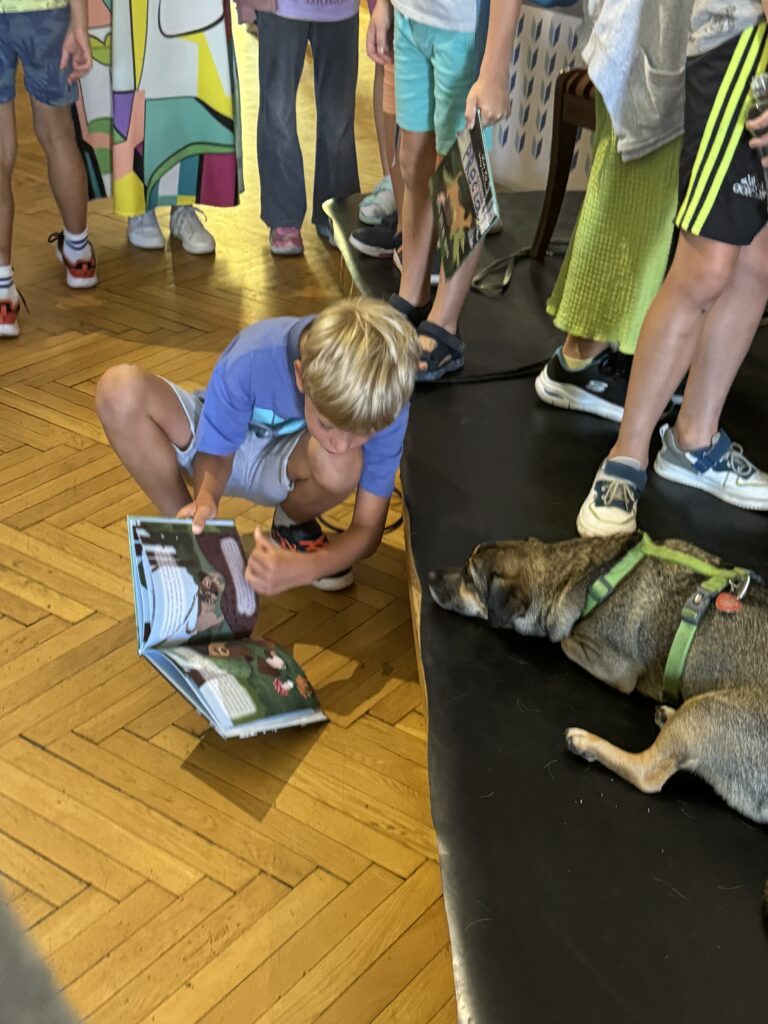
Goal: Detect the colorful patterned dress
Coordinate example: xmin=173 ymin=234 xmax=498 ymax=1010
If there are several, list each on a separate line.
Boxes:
xmin=75 ymin=0 xmax=243 ymax=216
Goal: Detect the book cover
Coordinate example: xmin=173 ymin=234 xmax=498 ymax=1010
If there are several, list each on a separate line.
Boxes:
xmin=128 ymin=516 xmax=326 ymax=739
xmin=430 ymin=118 xmax=499 ymax=278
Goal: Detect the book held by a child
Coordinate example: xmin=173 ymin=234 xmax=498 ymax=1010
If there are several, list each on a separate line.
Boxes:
xmin=128 ymin=516 xmax=326 ymax=738
xmin=430 ymin=117 xmax=499 ymax=277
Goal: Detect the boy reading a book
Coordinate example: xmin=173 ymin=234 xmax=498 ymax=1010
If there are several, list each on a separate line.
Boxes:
xmin=97 ymin=298 xmax=421 ymax=594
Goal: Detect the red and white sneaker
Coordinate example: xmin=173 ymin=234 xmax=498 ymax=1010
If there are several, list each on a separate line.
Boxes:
xmin=269 ymin=227 xmax=304 ymax=257
xmin=49 ymin=232 xmax=98 ymax=289
xmin=0 ymin=284 xmax=21 ymax=338
xmin=271 ymin=516 xmax=354 ymax=591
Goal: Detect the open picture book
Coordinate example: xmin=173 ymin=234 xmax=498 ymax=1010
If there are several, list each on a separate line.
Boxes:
xmin=128 ymin=516 xmax=326 ymax=739
xmin=430 ymin=117 xmax=499 ymax=277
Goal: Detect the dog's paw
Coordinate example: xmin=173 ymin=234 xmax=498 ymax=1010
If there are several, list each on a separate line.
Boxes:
xmin=565 ymin=727 xmax=597 ymax=762
xmin=654 ymin=705 xmax=676 ymax=729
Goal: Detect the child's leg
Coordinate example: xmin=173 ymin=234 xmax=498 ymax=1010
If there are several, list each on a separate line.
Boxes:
xmin=398 ymin=127 xmax=437 ymax=307
xmin=282 ymin=433 xmax=362 ymax=522
xmin=0 ymin=101 xmax=16 ymax=265
xmin=257 ymin=13 xmax=310 ymax=229
xmin=608 ymin=232 xmax=739 ymax=466
xmin=96 ymin=365 xmax=194 ymax=515
xmin=309 ymin=15 xmax=360 ymax=229
xmin=373 ymin=63 xmax=388 ymax=177
xmin=673 ymin=223 xmax=768 ymax=450
xmin=30 ymin=97 xmax=87 ymax=235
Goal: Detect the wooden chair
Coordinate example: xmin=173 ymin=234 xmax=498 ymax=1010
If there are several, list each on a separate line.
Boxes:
xmin=472 ymin=67 xmax=596 ymax=296
xmin=530 ymin=67 xmax=596 ymax=261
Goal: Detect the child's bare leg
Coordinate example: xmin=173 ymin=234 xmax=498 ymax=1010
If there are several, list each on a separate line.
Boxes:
xmin=283 ymin=433 xmax=362 ymax=521
xmin=419 ymin=241 xmax=485 ymax=363
xmin=96 ymin=365 xmax=193 ymax=514
xmin=0 ymin=101 xmax=16 ymax=264
xmin=29 ymin=97 xmax=87 ymax=233
xmin=609 ymin=231 xmax=739 ymax=466
xmin=674 ymin=222 xmax=768 ymax=450
xmin=563 ymin=335 xmax=610 ymax=360
xmin=398 ymin=128 xmax=437 ymax=308
xmin=372 ymin=63 xmax=388 ymax=176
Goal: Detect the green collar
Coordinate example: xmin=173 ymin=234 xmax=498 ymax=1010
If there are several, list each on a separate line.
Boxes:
xmin=580 ymin=533 xmax=752 ymax=703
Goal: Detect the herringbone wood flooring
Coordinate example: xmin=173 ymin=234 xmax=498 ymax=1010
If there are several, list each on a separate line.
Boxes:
xmin=0 ymin=18 xmax=457 ymax=1023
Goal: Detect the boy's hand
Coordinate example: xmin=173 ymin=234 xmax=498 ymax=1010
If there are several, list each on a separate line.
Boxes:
xmin=366 ymin=0 xmax=393 ymax=65
xmin=465 ymin=73 xmax=510 ymax=129
xmin=245 ymin=527 xmax=309 ymax=595
xmin=60 ymin=24 xmax=92 ymax=84
xmin=177 ymin=497 xmax=218 ymax=535
xmin=747 ymin=109 xmax=768 ymax=166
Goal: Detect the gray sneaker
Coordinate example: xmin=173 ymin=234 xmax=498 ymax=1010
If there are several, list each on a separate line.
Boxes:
xmin=577 ymin=458 xmax=647 ymax=537
xmin=653 ymin=423 xmax=768 ymax=510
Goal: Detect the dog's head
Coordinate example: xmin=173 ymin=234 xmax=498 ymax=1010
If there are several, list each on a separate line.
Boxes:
xmin=428 ymin=539 xmax=544 ymax=636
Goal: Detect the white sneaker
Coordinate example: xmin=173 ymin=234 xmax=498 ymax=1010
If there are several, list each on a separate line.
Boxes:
xmin=0 ymin=283 xmax=21 ymax=338
xmin=127 ymin=210 xmax=165 ymax=250
xmin=653 ymin=423 xmax=768 ymax=511
xmin=169 ymin=206 xmax=215 ymax=255
xmin=576 ymin=458 xmax=647 ymax=538
xmin=359 ymin=175 xmax=396 ymax=226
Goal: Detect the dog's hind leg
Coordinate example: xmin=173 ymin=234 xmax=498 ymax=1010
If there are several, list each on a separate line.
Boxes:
xmin=565 ymin=725 xmax=681 ymax=794
xmin=568 ymin=690 xmax=768 ymax=821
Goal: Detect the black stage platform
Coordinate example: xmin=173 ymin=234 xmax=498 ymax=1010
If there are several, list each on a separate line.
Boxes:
xmin=328 ymin=194 xmax=768 ymax=1023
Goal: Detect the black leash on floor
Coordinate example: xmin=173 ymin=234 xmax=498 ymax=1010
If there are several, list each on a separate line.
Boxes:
xmin=319 ymin=486 xmax=404 ymax=535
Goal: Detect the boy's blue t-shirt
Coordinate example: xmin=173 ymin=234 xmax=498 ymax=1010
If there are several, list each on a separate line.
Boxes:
xmin=196 ymin=316 xmax=409 ymax=500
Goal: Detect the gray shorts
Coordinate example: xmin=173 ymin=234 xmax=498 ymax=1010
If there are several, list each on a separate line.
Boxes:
xmin=166 ymin=380 xmax=305 ymax=507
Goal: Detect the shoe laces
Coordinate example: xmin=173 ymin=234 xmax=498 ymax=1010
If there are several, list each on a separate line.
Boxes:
xmin=724 ymin=442 xmax=756 ymax=479
xmin=598 ymin=477 xmax=638 ymax=511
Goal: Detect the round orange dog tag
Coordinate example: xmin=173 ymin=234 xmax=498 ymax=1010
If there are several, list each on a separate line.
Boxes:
xmin=716 ymin=592 xmax=742 ymax=614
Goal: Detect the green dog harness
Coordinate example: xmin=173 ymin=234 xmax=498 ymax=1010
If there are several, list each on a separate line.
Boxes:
xmin=580 ymin=533 xmax=754 ymax=704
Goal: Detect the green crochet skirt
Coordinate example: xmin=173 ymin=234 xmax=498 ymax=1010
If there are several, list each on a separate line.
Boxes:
xmin=547 ymin=93 xmax=681 ymax=354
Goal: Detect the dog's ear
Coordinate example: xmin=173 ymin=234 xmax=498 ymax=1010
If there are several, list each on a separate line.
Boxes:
xmin=487 ymin=573 xmax=531 ymax=628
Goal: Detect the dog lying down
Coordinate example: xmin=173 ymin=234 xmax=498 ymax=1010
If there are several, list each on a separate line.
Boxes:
xmin=428 ymin=531 xmax=768 ymax=910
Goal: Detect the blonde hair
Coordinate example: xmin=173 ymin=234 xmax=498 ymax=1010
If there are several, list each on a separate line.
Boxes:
xmin=300 ymin=297 xmax=421 ymax=434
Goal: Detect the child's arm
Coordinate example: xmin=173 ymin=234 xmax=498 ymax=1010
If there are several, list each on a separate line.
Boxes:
xmin=465 ymin=0 xmax=522 ymax=128
xmin=244 ymin=489 xmax=389 ymax=595
xmin=367 ymin=0 xmax=393 ymax=65
xmin=177 ymin=452 xmax=235 ymax=535
xmin=60 ymin=0 xmax=92 ymax=84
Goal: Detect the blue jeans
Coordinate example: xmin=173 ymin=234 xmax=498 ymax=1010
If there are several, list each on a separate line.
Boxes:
xmin=257 ymin=13 xmax=360 ymax=229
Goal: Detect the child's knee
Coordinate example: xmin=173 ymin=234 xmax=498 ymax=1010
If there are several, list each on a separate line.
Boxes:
xmin=96 ymin=364 xmax=145 ymax=429
xmin=308 ymin=443 xmax=362 ymax=497
xmin=31 ymin=104 xmax=73 ymax=153
xmin=398 ymin=137 xmax=434 ymax=191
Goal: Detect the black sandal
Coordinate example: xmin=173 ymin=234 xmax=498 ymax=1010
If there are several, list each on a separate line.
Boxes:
xmin=388 ymin=293 xmax=433 ymax=330
xmin=416 ymin=321 xmax=465 ymax=382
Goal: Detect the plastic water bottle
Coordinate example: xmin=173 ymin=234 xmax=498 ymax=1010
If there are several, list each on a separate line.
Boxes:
xmin=748 ymin=73 xmax=768 ymax=201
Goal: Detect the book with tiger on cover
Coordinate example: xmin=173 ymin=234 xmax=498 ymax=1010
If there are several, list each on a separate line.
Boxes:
xmin=127 ymin=516 xmax=326 ymax=739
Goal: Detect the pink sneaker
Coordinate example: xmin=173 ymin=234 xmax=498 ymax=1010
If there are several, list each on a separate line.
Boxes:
xmin=269 ymin=227 xmax=304 ymax=257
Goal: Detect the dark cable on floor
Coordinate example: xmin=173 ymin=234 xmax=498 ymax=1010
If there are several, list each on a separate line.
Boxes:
xmin=318 ymin=486 xmax=404 ymax=534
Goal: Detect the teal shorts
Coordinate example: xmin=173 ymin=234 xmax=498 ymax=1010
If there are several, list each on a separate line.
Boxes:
xmin=393 ymin=11 xmax=477 ymax=156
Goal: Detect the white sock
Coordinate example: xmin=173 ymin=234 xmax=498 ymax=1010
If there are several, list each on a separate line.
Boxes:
xmin=610 ymin=455 xmax=643 ymax=470
xmin=62 ymin=227 xmax=91 ymax=263
xmin=0 ymin=265 xmax=14 ymax=290
xmin=273 ymin=505 xmax=298 ymax=528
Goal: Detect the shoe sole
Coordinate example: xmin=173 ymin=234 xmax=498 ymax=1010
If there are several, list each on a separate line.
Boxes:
xmin=576 ymin=501 xmax=637 ymax=538
xmin=358 ymin=209 xmax=385 ymax=226
xmin=534 ymin=369 xmax=624 ymax=423
xmin=348 ymin=236 xmax=396 ymax=259
xmin=55 ymin=248 xmax=98 ymax=288
xmin=128 ymin=236 xmax=165 ymax=250
xmin=0 ymin=324 xmax=20 ymax=339
xmin=312 ymin=568 xmax=355 ymax=591
xmin=653 ymin=456 xmax=768 ymax=511
xmin=270 ymin=245 xmax=304 ymax=257
xmin=172 ymin=237 xmax=215 ymax=255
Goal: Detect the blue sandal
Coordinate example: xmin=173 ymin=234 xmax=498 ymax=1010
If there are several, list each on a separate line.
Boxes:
xmin=416 ymin=321 xmax=465 ymax=382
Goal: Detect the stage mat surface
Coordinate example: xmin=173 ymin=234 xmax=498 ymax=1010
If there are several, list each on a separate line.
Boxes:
xmin=331 ymin=193 xmax=768 ymax=1023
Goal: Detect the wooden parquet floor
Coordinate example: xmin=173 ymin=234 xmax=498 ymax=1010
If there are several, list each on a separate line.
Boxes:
xmin=0 ymin=20 xmax=457 ymax=1024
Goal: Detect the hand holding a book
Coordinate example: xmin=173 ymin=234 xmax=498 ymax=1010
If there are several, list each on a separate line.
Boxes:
xmin=245 ymin=527 xmax=308 ymax=596
xmin=176 ymin=495 xmax=219 ymax=535
xmin=465 ymin=73 xmax=511 ymax=130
